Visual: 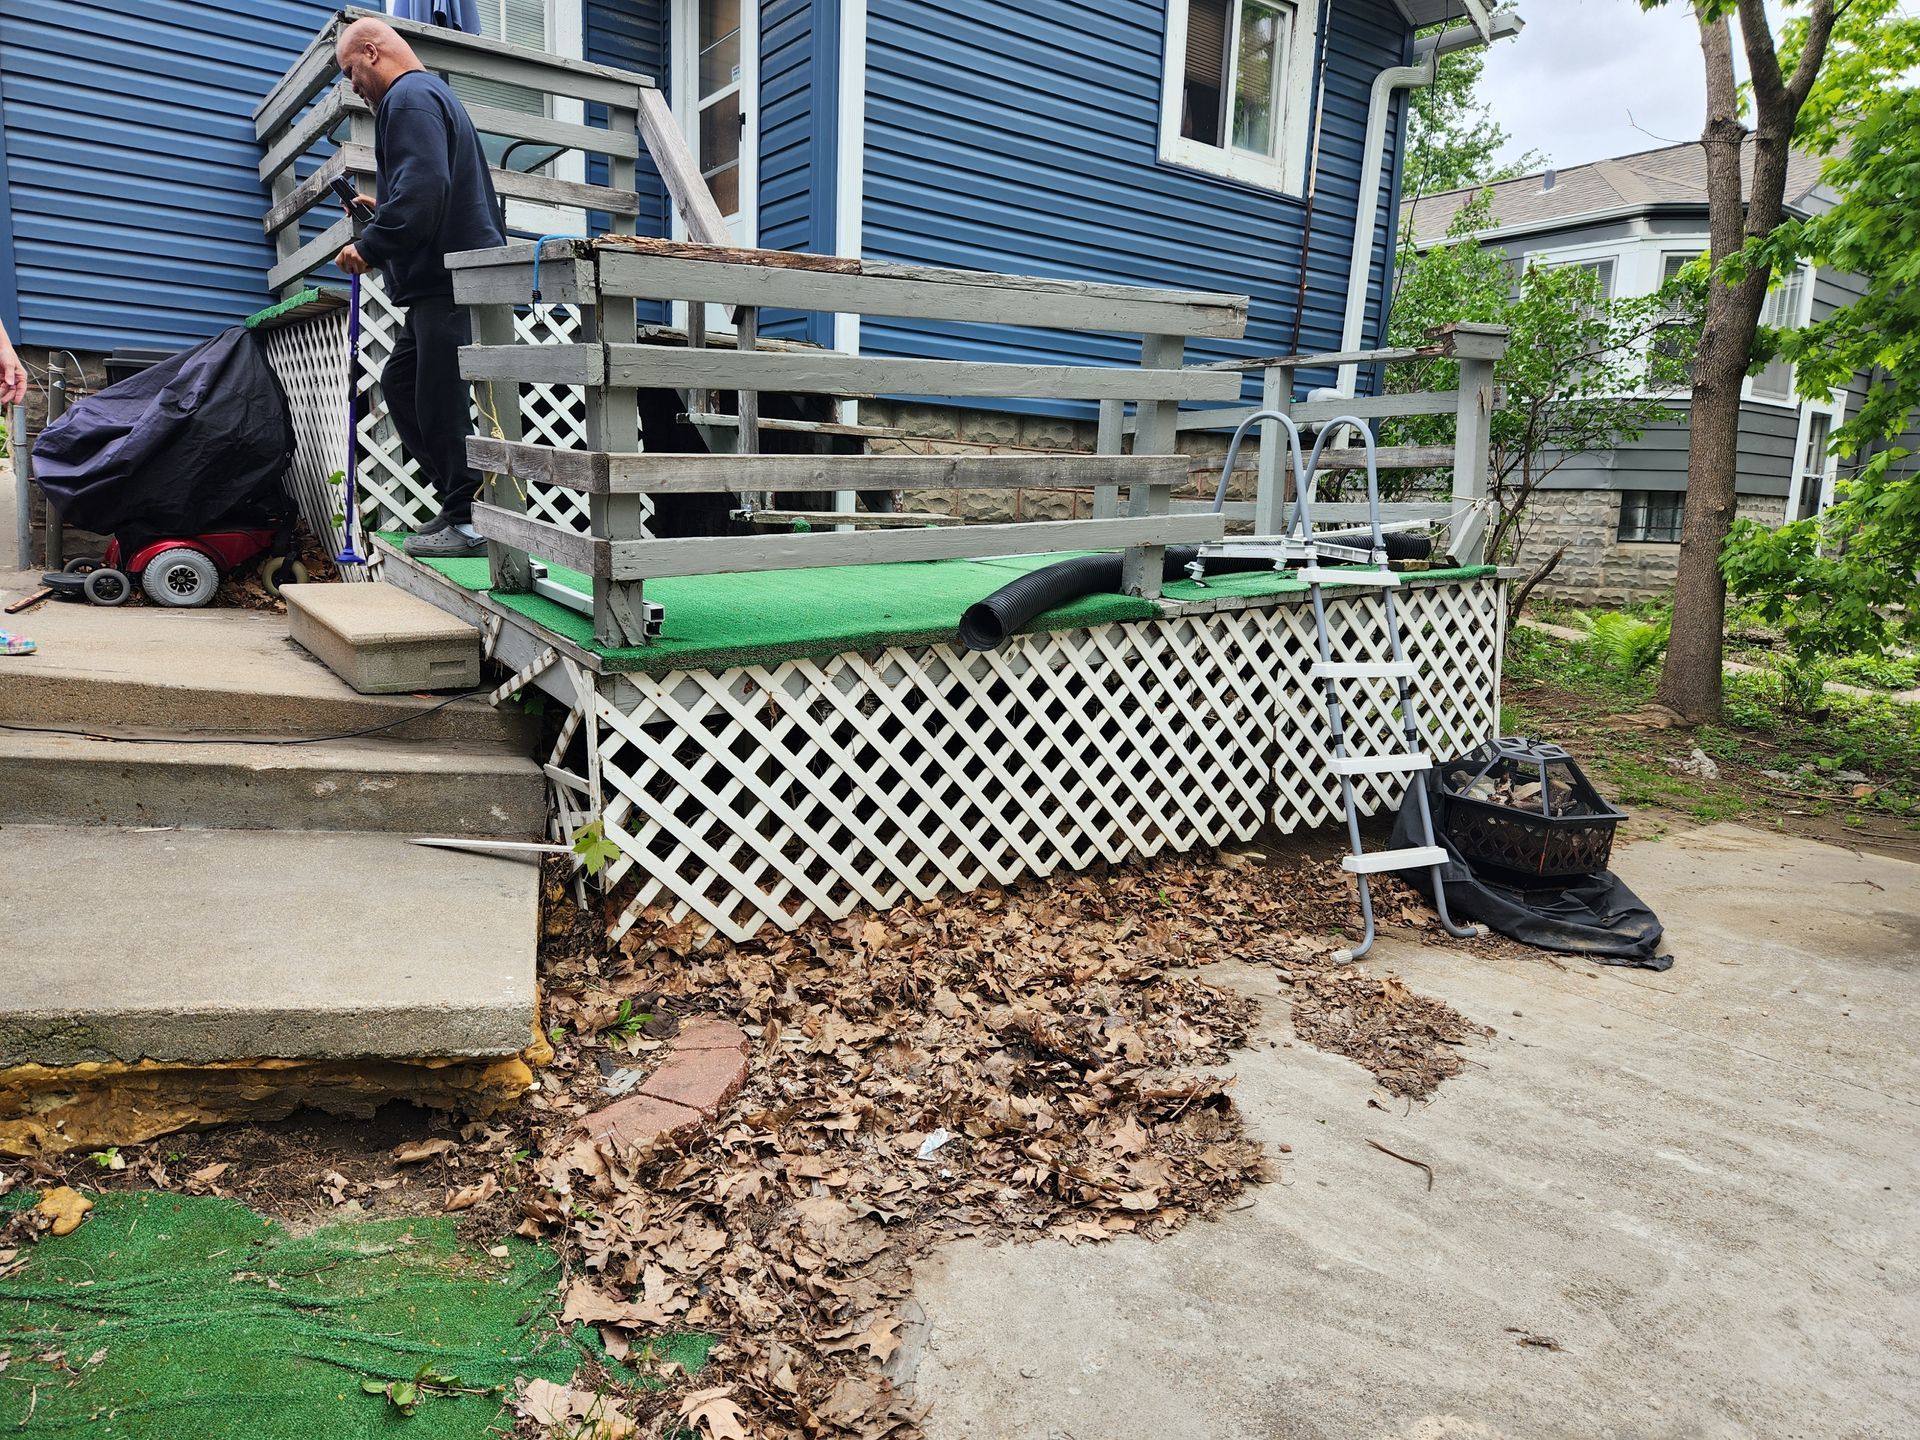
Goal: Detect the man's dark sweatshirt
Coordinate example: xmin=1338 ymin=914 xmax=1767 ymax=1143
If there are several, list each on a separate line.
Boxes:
xmin=355 ymin=71 xmax=505 ymax=304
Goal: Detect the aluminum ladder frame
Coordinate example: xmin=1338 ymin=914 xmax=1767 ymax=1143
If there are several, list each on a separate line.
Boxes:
xmin=1205 ymin=410 xmax=1479 ymax=960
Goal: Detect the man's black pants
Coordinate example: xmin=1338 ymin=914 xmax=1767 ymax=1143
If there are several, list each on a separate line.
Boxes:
xmin=382 ymin=294 xmax=483 ymax=527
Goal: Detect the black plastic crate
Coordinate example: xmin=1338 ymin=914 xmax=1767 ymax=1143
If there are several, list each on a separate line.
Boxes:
xmin=1437 ymin=737 xmax=1625 ymax=879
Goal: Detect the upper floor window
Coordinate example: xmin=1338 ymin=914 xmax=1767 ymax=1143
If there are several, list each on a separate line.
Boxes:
xmin=1161 ymin=0 xmax=1317 ymax=194
xmin=1750 ymin=263 xmax=1810 ymax=402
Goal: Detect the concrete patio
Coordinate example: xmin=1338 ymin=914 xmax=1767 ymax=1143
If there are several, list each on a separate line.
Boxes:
xmin=907 ymin=823 xmax=1920 ymax=1439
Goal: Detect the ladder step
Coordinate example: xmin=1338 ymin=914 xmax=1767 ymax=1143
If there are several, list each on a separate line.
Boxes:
xmin=1342 ymin=845 xmax=1449 ymax=875
xmin=1310 ymin=660 xmax=1419 ymax=681
xmin=1328 ymin=752 xmax=1432 ymax=776
xmin=1302 ymin=567 xmax=1400 ymax=587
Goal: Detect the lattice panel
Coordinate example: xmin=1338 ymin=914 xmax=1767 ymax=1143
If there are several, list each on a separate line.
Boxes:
xmin=580 ymin=580 xmax=1505 ymax=943
xmin=259 ymin=306 xmax=364 ymax=579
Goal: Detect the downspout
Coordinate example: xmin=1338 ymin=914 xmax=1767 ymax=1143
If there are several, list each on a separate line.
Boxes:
xmin=1336 ymin=44 xmax=1437 ymax=397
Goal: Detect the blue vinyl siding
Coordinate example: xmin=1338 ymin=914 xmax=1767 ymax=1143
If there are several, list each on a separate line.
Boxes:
xmin=857 ymin=0 xmax=1410 ymax=410
xmin=585 ymin=0 xmax=669 ymax=249
xmin=0 ymin=0 xmax=338 ymax=353
xmin=758 ymin=0 xmax=824 ymax=342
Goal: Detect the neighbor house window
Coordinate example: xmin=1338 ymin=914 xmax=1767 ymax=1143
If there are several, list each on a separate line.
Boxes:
xmin=1618 ymin=490 xmax=1685 ymax=543
xmin=1793 ymin=410 xmax=1833 ymax=521
xmin=1750 ymin=263 xmax=1810 ymax=402
xmin=1650 ymin=250 xmax=1701 ymax=389
xmin=1161 ymin=0 xmax=1317 ymax=192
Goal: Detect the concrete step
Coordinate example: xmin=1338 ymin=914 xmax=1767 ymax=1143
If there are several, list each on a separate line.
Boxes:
xmin=0 ymin=826 xmax=537 ymax=1066
xmin=0 ymin=730 xmax=546 ymax=835
xmin=0 ymin=571 xmax=527 ymax=745
xmin=285 ymin=581 xmax=482 ymax=695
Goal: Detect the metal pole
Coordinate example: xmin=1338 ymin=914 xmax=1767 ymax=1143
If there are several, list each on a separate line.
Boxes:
xmin=10 ymin=403 xmax=29 ymax=570
xmin=44 ymin=378 xmax=66 ymax=570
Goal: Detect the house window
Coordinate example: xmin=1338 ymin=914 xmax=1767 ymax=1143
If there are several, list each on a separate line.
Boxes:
xmin=1161 ymin=0 xmax=1316 ymax=192
xmin=1794 ymin=411 xmax=1832 ymax=520
xmin=1618 ymin=490 xmax=1685 ymax=544
xmin=453 ymin=0 xmax=554 ymax=172
xmin=1750 ymin=264 xmax=1809 ymax=402
xmin=1650 ymin=251 xmax=1700 ymax=389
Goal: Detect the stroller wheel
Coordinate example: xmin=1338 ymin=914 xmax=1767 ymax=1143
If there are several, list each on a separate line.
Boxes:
xmin=258 ymin=556 xmax=309 ymax=598
xmin=62 ymin=556 xmax=100 ymax=575
xmin=84 ymin=568 xmax=132 ymax=606
xmin=141 ymin=548 xmax=221 ymax=608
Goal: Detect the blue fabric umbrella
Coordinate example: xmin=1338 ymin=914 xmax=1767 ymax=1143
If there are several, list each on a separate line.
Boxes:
xmin=389 ymin=0 xmax=482 ymax=34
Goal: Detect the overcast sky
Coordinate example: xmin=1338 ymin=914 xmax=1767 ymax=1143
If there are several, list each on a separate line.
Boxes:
xmin=1478 ymin=1 xmax=1790 ymax=173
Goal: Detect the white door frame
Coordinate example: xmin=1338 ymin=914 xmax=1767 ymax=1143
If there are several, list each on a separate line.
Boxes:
xmin=670 ymin=0 xmax=759 ymax=246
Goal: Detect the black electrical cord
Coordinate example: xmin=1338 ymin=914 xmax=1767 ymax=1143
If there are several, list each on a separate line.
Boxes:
xmin=0 ymin=686 xmax=495 ymax=746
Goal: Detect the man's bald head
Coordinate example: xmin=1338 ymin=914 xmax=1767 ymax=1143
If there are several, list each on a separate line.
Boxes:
xmin=336 ymin=18 xmax=424 ymax=107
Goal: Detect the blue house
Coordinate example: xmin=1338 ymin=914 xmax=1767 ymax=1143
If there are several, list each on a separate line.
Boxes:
xmin=0 ymin=0 xmax=1515 ymax=399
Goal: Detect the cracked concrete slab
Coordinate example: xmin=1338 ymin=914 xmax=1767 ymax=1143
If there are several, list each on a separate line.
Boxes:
xmin=907 ymin=824 xmax=1920 ymax=1440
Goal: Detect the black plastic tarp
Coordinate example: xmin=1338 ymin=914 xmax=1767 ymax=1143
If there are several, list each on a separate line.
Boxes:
xmin=32 ymin=326 xmax=295 ymax=550
xmin=1392 ymin=774 xmax=1673 ymax=970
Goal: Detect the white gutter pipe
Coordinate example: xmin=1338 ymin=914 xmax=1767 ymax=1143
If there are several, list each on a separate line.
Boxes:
xmin=1335 ymin=12 xmax=1523 ymax=397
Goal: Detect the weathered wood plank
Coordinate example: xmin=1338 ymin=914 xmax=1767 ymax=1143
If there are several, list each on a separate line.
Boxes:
xmin=1312 ymin=445 xmax=1457 ymax=472
xmin=459 ymin=344 xmax=606 ymax=386
xmin=471 ymin=502 xmax=610 ymax=579
xmin=258 ymin=84 xmax=357 ymax=183
xmin=636 ymin=87 xmax=731 ymax=244
xmin=595 ymin=234 xmax=860 ymax=273
xmin=468 ymin=439 xmax=610 ymax=489
xmin=491 ymin=167 xmax=639 ymax=216
xmin=255 ymin=25 xmax=343 ymax=136
xmin=267 ymin=214 xmax=352 ymax=294
xmin=462 ymin=101 xmax=640 ymax=160
xmin=1169 ymin=500 xmax=1452 ymax=525
xmin=605 ymin=513 xmax=1227 ymax=581
xmin=1201 ymin=345 xmax=1429 ymax=372
xmin=747 ymin=510 xmax=964 ymax=528
xmin=604 ymin=345 xmax=1242 ymax=403
xmin=604 ymin=453 xmax=1188 ymax=495
xmin=262 ymin=143 xmax=369 ymax=237
xmin=1165 ymin=390 xmax=1466 ymax=433
xmin=594 ymin=246 xmax=1248 ymax=338
xmin=449 ymin=255 xmax=597 ymax=306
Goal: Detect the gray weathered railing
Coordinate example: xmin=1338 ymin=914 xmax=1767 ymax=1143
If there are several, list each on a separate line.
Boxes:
xmin=446 ymin=236 xmax=1250 ymax=645
xmin=1127 ymin=322 xmax=1508 ymax=564
xmin=254 ymin=7 xmax=727 ymax=296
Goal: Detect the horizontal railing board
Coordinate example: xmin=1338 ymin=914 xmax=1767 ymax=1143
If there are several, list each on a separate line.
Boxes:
xmin=460 ymin=344 xmax=607 ymax=385
xmin=490 ymin=167 xmax=639 ymax=216
xmin=467 ymin=440 xmax=1186 ymax=495
xmin=469 ymin=505 xmax=1224 ymax=582
xmin=599 ymin=514 xmax=1228 ymax=580
xmin=451 ymin=257 xmax=598 ymax=306
xmin=263 ymin=144 xmax=365 ymax=236
xmin=1169 ymin=501 xmax=1453 ymax=524
xmin=267 ymin=214 xmax=353 ymax=294
xmin=1161 ymin=392 xmax=1466 ymax=433
xmin=602 ymin=346 xmax=1244 ymax=402
xmin=258 ymin=84 xmax=356 ymax=182
xmin=590 ymin=244 xmax=1248 ymax=338
xmin=462 ymin=101 xmax=640 ymax=161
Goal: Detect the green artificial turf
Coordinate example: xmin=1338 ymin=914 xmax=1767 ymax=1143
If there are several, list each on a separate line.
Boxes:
xmin=0 ymin=1192 xmax=708 ymax=1439
xmin=380 ymin=531 xmax=1492 ymax=674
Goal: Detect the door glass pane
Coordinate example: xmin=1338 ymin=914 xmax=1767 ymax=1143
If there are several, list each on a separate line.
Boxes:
xmin=700 ymin=0 xmax=742 ymax=92
xmin=1182 ymin=0 xmax=1231 ymax=148
xmin=700 ymin=92 xmax=742 ymax=176
xmin=1232 ymin=2 xmax=1288 ymax=158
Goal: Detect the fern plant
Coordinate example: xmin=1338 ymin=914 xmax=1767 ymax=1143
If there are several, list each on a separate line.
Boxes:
xmin=1573 ymin=610 xmax=1672 ymax=676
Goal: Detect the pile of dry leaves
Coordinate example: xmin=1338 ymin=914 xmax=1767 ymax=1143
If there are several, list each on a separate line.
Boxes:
xmin=516 ymin=848 xmax=1495 ymax=1438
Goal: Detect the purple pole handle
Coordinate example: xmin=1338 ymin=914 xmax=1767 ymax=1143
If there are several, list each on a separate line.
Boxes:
xmin=336 ymin=271 xmax=368 ymax=565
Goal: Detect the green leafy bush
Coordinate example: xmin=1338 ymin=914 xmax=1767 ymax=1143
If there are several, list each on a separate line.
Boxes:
xmin=1572 ymin=610 xmax=1672 ymax=676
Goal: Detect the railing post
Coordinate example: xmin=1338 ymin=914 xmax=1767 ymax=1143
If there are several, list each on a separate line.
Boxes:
xmin=585 ymin=258 xmax=649 ymax=646
xmin=1093 ymin=400 xmax=1124 ymax=520
xmin=1122 ymin=333 xmax=1183 ymax=599
xmin=1438 ymin=322 xmax=1507 ymax=565
xmin=473 ymin=300 xmax=532 ymax=594
xmin=1253 ymin=363 xmax=1294 ymax=536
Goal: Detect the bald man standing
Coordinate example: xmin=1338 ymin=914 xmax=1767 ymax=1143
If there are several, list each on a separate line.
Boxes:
xmin=333 ymin=17 xmax=505 ymax=559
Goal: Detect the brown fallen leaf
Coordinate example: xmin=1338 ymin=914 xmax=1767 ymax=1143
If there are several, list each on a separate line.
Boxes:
xmin=679 ymin=1385 xmax=750 ymax=1440
xmin=444 ymin=1172 xmax=499 ymax=1212
xmin=35 ymin=1188 xmax=92 ymax=1238
xmin=392 ymin=1138 xmax=457 ymax=1165
xmin=516 ymin=1375 xmax=635 ymax=1438
xmin=1505 ymin=1326 xmax=1565 ymax=1352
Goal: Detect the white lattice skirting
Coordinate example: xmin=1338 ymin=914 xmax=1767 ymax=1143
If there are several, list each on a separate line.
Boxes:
xmin=544 ymin=579 xmax=1505 ymax=944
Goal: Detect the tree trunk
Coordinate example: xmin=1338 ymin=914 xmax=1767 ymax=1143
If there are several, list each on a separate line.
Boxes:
xmin=1655 ymin=1 xmax=1838 ymax=724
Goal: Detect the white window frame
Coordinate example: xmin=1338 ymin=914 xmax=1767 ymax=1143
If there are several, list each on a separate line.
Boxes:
xmin=671 ymin=0 xmax=759 ymax=247
xmin=1158 ymin=0 xmax=1320 ymax=196
xmin=1745 ymin=261 xmax=1815 ymax=408
xmin=1785 ymin=393 xmax=1847 ymax=522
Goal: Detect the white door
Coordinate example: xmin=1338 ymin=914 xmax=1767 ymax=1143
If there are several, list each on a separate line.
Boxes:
xmin=672 ymin=0 xmax=757 ymax=247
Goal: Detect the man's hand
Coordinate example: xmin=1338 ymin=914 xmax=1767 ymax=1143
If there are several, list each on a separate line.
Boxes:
xmin=0 ymin=331 xmax=26 ymax=408
xmin=335 ymin=243 xmax=371 ymax=276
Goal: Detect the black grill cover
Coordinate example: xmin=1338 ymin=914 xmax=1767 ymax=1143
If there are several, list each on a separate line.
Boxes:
xmin=32 ymin=326 xmax=296 ymax=550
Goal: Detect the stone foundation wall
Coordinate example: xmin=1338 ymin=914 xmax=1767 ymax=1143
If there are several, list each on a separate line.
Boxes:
xmin=861 ymin=400 xmax=1261 ymax=524
xmin=1512 ymin=489 xmax=1788 ymax=607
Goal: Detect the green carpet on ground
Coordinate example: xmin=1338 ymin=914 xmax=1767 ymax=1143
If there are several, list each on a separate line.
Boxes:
xmin=0 ymin=1192 xmax=709 ymax=1439
xmin=379 ymin=531 xmax=1492 ymax=674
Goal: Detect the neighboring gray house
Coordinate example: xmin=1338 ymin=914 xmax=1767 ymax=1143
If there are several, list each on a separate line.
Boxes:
xmin=1405 ymin=142 xmax=1879 ymax=604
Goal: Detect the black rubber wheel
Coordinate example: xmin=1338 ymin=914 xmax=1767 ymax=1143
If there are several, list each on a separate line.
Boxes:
xmin=258 ymin=556 xmax=310 ymax=598
xmin=62 ymin=556 xmax=100 ymax=575
xmin=141 ymin=547 xmax=221 ymax=607
xmin=83 ymin=568 xmax=132 ymax=606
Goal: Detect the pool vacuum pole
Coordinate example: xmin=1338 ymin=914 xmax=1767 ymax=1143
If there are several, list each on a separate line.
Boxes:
xmin=331 ymin=174 xmax=372 ymax=567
